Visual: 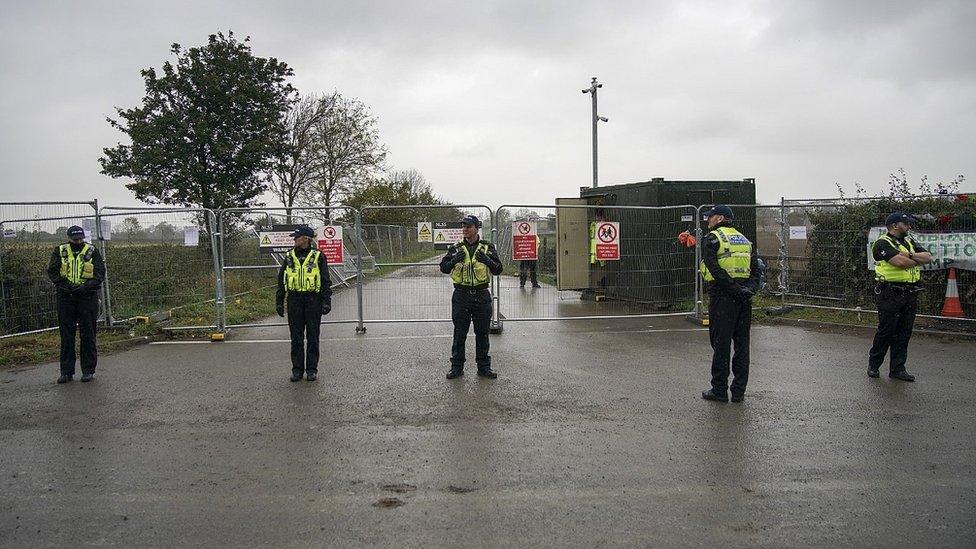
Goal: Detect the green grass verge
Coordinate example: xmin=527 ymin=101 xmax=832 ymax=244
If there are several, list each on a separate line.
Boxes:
xmin=0 ymin=328 xmax=151 ymax=369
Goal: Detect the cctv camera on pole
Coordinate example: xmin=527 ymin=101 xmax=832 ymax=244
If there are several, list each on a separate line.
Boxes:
xmin=582 ymin=77 xmax=608 ymax=188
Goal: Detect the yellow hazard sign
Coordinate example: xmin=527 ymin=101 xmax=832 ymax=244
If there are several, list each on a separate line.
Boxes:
xmin=417 ymin=222 xmax=433 ymax=242
xmin=435 ymin=232 xmax=446 ymax=242
xmin=260 ymin=234 xmax=271 ymax=245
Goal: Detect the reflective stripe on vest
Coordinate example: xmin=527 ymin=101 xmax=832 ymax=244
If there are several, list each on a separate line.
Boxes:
xmin=59 ymin=243 xmax=94 ymax=285
xmin=875 ymin=234 xmax=921 ymax=283
xmin=284 ymin=249 xmax=321 ymax=292
xmin=699 ymin=227 xmax=752 ymax=282
xmin=451 ymin=242 xmax=492 ymax=287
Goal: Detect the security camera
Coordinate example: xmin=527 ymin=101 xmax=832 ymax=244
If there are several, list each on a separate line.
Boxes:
xmin=598 ymin=116 xmax=608 ymax=122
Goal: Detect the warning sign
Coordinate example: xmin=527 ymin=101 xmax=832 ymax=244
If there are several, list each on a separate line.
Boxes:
xmin=512 ymin=221 xmax=538 ymax=261
xmin=417 ymin=222 xmax=433 ymax=243
xmin=258 ymin=224 xmax=300 ymax=254
xmin=316 ymin=225 xmax=343 ymax=265
xmin=433 ymin=222 xmax=464 ymax=250
xmin=595 ymin=221 xmax=620 ymax=261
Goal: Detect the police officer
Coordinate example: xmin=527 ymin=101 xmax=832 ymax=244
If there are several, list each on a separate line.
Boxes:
xmin=275 ymin=225 xmax=332 ymax=382
xmin=699 ymin=205 xmax=761 ymax=403
xmin=868 ymin=212 xmax=932 ymax=382
xmin=440 ymin=215 xmax=503 ymax=379
xmin=519 ymin=235 xmax=541 ymax=288
xmin=47 ymin=225 xmax=105 ymax=384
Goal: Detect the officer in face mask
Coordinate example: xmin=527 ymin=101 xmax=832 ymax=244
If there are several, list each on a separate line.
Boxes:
xmin=275 ymin=225 xmax=332 ymax=382
xmin=439 ymin=215 xmax=503 ymax=379
xmin=47 ymin=225 xmax=105 ymax=384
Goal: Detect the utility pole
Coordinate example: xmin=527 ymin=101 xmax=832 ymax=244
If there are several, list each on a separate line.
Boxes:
xmin=582 ymin=77 xmax=608 ymax=188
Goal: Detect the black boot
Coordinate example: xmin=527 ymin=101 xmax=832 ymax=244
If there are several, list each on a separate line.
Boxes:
xmin=477 ymin=367 xmax=497 ymax=379
xmin=290 ymin=371 xmax=303 ymax=382
xmin=57 ymin=374 xmax=72 ymax=384
xmin=867 ymin=367 xmax=880 ymax=378
xmin=306 ymin=372 xmax=317 ymax=382
xmin=889 ymin=370 xmax=915 ymax=382
xmin=701 ymin=389 xmax=728 ymax=402
xmin=80 ymin=373 xmax=94 ymax=382
xmin=446 ymin=367 xmax=464 ymax=379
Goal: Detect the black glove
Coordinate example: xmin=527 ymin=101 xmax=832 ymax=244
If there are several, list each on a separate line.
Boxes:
xmin=276 ymin=304 xmax=285 ymax=317
xmin=321 ymin=301 xmax=332 ymax=316
xmin=737 ymin=287 xmax=755 ymax=303
xmin=475 ymin=249 xmax=493 ymax=265
xmin=446 ymin=248 xmax=463 ymax=267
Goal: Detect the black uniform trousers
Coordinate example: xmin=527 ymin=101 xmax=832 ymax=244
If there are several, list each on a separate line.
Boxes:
xmin=287 ymin=292 xmax=323 ymax=375
xmin=57 ymin=291 xmax=99 ymax=376
xmin=519 ymin=260 xmax=538 ymax=286
xmin=450 ymin=288 xmax=492 ymax=370
xmin=708 ymin=292 xmax=751 ymax=397
xmin=868 ymin=284 xmax=918 ymax=374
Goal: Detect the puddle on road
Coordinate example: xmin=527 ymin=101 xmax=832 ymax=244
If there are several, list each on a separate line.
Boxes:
xmin=373 ymin=497 xmax=405 ymax=508
xmin=382 ymin=483 xmax=417 ymax=494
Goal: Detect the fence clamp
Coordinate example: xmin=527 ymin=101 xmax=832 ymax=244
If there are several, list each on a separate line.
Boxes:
xmin=210 ymin=332 xmax=225 ymax=342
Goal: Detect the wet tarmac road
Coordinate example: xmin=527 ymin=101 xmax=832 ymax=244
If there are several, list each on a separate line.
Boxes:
xmin=1 ymin=314 xmax=974 ymax=547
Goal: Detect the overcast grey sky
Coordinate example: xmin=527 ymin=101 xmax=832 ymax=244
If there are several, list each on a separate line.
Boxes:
xmin=1 ymin=0 xmax=974 ymax=206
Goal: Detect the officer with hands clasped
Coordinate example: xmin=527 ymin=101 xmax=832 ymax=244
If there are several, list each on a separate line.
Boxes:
xmin=276 ymin=225 xmax=332 ymax=382
xmin=699 ymin=205 xmax=762 ymax=403
xmin=47 ymin=225 xmax=105 ymax=384
xmin=439 ymin=215 xmax=504 ymax=379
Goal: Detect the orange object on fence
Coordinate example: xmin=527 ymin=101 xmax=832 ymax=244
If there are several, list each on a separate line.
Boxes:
xmin=941 ymin=267 xmax=964 ymax=318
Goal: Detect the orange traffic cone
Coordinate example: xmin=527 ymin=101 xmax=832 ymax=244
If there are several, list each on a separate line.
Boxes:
xmin=941 ymin=267 xmax=964 ymax=318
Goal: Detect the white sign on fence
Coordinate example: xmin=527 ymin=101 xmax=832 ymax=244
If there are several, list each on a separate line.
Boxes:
xmin=183 ymin=226 xmax=199 ymax=247
xmin=867 ymin=227 xmax=976 ymax=271
xmin=432 ymin=222 xmax=464 ymax=250
xmin=789 ymin=226 xmax=808 ymax=240
xmin=258 ymin=224 xmax=300 ymax=254
xmin=82 ymin=218 xmax=112 ymax=241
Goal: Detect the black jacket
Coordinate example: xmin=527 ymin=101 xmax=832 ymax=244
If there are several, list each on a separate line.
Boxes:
xmin=701 ymin=221 xmax=762 ymax=297
xmin=439 ymin=239 xmax=503 ymax=289
xmin=275 ymin=246 xmax=333 ymax=307
xmin=47 ymin=242 xmax=106 ymax=296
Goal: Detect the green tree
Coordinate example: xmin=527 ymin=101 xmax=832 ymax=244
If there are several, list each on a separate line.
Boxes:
xmin=299 ymin=92 xmax=387 ymax=219
xmin=100 ymin=31 xmax=296 ymax=211
xmin=345 ymin=169 xmax=459 ymax=225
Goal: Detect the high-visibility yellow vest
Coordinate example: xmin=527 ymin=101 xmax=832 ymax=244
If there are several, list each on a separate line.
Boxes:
xmin=451 ymin=242 xmax=492 ymax=287
xmin=874 ymin=234 xmax=921 ymax=283
xmin=283 ymin=249 xmax=322 ymax=292
xmin=700 ymin=226 xmax=752 ymax=282
xmin=59 ymin=243 xmax=95 ymax=285
xmin=589 ymin=222 xmax=605 ymax=266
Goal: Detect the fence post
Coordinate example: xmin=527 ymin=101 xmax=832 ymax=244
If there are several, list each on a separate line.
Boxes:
xmin=209 ymin=209 xmax=226 ymax=334
xmin=778 ymin=197 xmax=788 ymax=308
xmin=0 ymin=222 xmax=7 ymax=330
xmin=354 ymin=210 xmax=366 ymax=334
xmin=93 ymin=200 xmax=115 ymax=327
xmin=490 ymin=207 xmax=503 ymax=333
xmin=694 ymin=205 xmax=703 ymax=320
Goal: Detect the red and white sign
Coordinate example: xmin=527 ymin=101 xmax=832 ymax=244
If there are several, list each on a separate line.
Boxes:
xmin=512 ymin=221 xmax=538 ymax=261
xmin=316 ymin=225 xmax=343 ymax=265
xmin=595 ymin=221 xmax=620 ymax=261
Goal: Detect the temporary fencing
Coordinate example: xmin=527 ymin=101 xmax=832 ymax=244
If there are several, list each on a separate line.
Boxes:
xmin=357 ymin=204 xmax=495 ymax=327
xmin=97 ymin=207 xmax=221 ymax=330
xmin=3 ymin=192 xmax=972 ymax=340
xmin=0 ymin=201 xmax=101 ymax=337
xmin=494 ymin=204 xmax=699 ymax=323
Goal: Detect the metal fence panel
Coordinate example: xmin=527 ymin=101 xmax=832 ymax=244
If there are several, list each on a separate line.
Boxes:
xmin=357 ymin=204 xmax=494 ymax=324
xmin=0 ymin=207 xmax=101 ymax=337
xmin=98 ymin=207 xmax=220 ymax=330
xmin=217 ymin=207 xmax=363 ymax=332
xmin=777 ymin=196 xmax=976 ymax=327
xmin=495 ymin=204 xmax=699 ymax=322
